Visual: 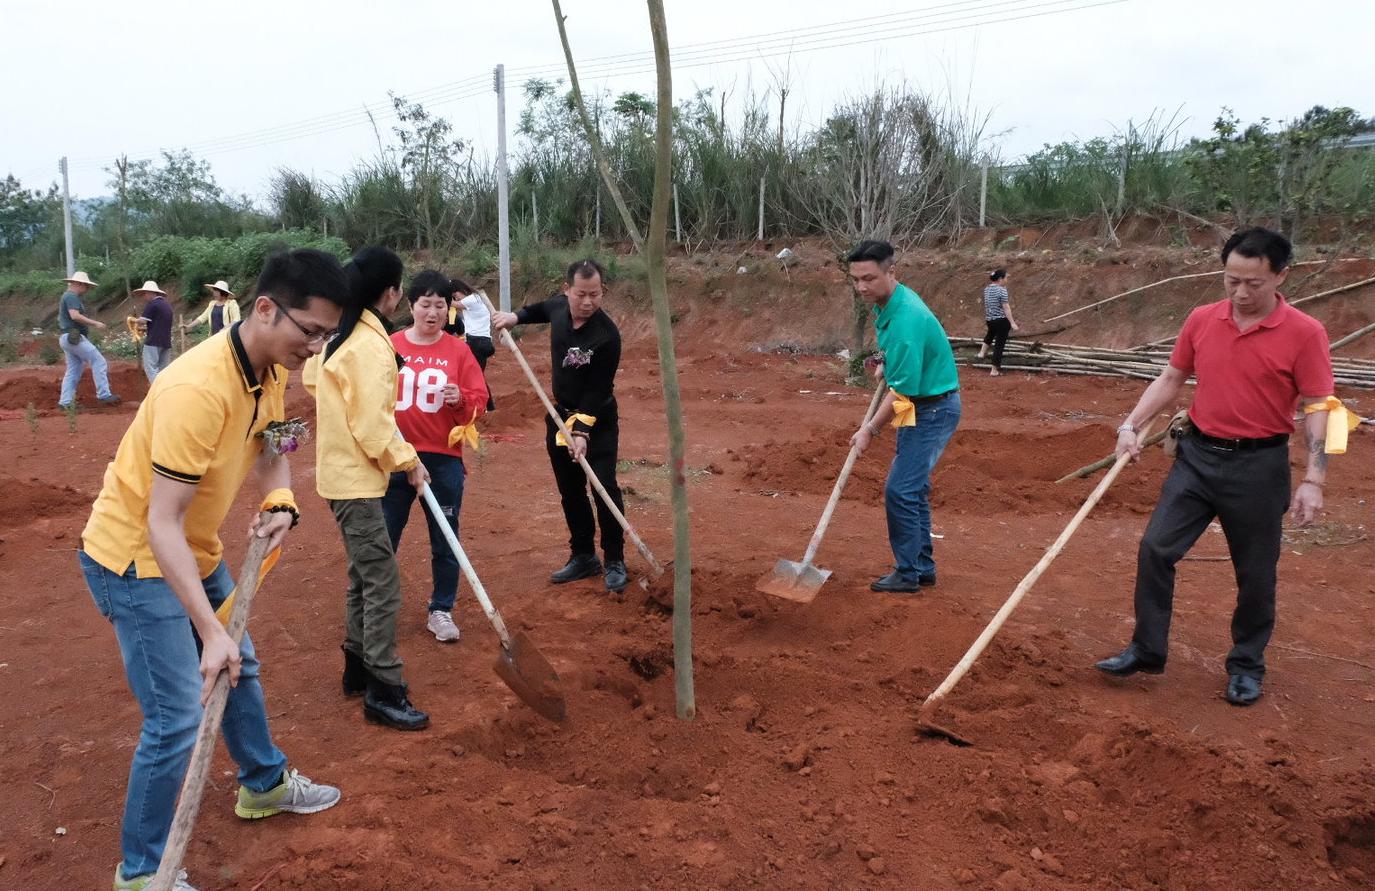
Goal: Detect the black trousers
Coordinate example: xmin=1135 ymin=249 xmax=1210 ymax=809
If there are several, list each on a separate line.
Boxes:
xmin=1131 ymin=434 xmax=1290 ymax=678
xmin=544 ymin=414 xmax=625 ymax=563
xmin=466 ymin=335 xmax=496 ymax=411
xmin=983 ymin=318 xmax=1012 ymax=370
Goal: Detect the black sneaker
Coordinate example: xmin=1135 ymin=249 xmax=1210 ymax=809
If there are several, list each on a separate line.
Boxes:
xmin=604 ymin=560 xmax=628 ymax=592
xmin=363 ymin=679 xmax=430 ymax=731
xmin=550 ymin=554 xmax=603 ymax=584
xmin=870 ymin=571 xmax=922 ymax=593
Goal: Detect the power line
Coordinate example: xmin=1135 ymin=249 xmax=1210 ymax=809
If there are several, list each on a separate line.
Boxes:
xmin=64 ymin=0 xmax=1125 ymax=172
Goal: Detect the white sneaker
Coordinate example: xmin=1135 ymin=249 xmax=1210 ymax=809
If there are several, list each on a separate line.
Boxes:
xmin=427 ymin=610 xmax=460 ymax=642
xmin=114 ymin=866 xmax=198 ymax=890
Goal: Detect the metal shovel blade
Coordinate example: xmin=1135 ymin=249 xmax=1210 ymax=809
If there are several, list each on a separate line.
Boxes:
xmin=492 ymin=630 xmax=567 ymax=723
xmin=755 ymin=558 xmax=832 ymax=602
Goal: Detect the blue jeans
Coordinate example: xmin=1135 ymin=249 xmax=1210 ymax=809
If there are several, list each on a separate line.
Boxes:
xmin=885 ymin=391 xmax=961 ymax=578
xmin=382 ymin=452 xmax=465 ymax=613
xmin=59 ymin=332 xmax=112 ymax=405
xmin=142 ymin=344 xmax=173 ymax=382
xmin=79 ymin=552 xmax=288 ymax=880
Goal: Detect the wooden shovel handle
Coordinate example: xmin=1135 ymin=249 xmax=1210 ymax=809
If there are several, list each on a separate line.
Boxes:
xmin=482 ymin=291 xmax=663 ymax=575
xmin=150 ymin=519 xmax=274 ymax=891
xmin=922 ymin=421 xmax=1158 ymax=711
xmin=800 ymin=376 xmax=887 ymax=566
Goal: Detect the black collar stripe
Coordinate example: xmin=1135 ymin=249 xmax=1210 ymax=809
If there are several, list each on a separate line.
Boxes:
xmin=228 ymin=322 xmax=262 ymax=393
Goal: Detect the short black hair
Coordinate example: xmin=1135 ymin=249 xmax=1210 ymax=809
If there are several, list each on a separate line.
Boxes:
xmin=565 ymin=258 xmax=606 ymax=285
xmin=449 ymin=277 xmax=474 ymax=297
xmin=845 ymin=240 xmax=895 ymax=268
xmin=1221 ymin=227 xmax=1292 ymax=273
xmin=990 ymin=268 xmax=1007 ymax=282
xmin=346 ymin=245 xmax=405 ymax=308
xmin=256 ymin=249 xmax=350 ymax=311
xmin=406 ymin=269 xmax=450 ymax=305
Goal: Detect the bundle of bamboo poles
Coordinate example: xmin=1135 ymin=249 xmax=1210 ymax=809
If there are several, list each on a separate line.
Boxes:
xmin=949 ymin=337 xmax=1375 ymax=388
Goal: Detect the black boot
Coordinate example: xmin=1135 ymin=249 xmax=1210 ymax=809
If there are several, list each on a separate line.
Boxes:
xmin=364 ymin=678 xmax=430 ymax=731
xmin=550 ymin=553 xmax=602 ymax=584
xmin=342 ymin=646 xmax=369 ymax=697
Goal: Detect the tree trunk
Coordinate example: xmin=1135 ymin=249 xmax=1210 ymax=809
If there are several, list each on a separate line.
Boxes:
xmin=646 ymin=0 xmax=695 ymax=720
xmin=552 ymin=0 xmax=645 ymax=252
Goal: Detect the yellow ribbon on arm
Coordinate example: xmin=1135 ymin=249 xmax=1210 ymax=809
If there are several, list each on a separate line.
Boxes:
xmin=889 ymin=391 xmax=916 ymax=428
xmin=1303 ymin=396 xmax=1361 ymax=455
xmin=261 ymin=488 xmax=297 ymax=512
xmin=447 ymin=419 xmax=481 ymax=452
xmin=214 ymin=547 xmax=281 ymax=628
xmin=555 ymin=413 xmax=598 ymax=447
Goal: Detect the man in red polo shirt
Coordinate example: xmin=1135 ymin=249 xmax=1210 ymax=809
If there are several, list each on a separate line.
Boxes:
xmin=1095 ymin=228 xmax=1335 ymax=706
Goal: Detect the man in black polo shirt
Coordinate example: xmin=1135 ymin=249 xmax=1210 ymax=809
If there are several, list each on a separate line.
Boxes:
xmin=492 ymin=259 xmax=627 ymax=593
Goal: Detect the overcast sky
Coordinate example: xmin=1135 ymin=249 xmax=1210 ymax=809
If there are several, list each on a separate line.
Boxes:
xmin=4 ymin=0 xmax=1372 ymax=202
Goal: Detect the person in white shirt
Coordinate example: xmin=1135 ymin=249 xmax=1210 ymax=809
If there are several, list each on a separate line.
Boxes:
xmin=450 ymin=278 xmax=496 ymax=411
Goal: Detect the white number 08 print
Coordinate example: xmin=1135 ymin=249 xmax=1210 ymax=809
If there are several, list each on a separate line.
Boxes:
xmin=395 ymin=366 xmax=449 ymax=413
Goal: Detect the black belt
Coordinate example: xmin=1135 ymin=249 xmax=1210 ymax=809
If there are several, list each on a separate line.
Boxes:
xmin=911 ymin=389 xmax=958 ymax=406
xmin=1190 ymin=430 xmax=1288 ymax=451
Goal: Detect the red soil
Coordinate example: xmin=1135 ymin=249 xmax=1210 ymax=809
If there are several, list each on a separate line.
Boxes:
xmin=1 ymin=324 xmax=1373 ymax=890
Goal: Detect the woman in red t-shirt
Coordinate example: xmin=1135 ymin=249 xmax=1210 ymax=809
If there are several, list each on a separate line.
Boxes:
xmin=381 ymin=270 xmax=489 ymax=642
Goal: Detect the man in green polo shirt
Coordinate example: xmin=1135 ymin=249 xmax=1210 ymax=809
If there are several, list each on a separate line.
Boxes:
xmin=847 ymin=240 xmax=962 ymax=593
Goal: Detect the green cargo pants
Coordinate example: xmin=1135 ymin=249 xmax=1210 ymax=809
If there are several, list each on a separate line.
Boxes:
xmin=329 ymin=497 xmax=406 ymax=685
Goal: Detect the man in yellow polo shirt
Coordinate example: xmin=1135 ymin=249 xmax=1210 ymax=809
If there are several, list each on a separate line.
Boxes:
xmin=79 ymin=250 xmax=351 ymax=891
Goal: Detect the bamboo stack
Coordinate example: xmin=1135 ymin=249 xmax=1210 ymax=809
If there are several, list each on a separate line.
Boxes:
xmin=949 ymin=337 xmax=1375 ymax=388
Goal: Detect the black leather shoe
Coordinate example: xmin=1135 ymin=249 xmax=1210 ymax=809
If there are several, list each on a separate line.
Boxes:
xmin=1095 ymin=644 xmax=1165 ymax=677
xmin=550 ymin=554 xmax=602 ymax=584
xmin=364 ymin=679 xmax=430 ymax=731
xmin=870 ymin=572 xmax=922 ymax=593
xmin=918 ymin=573 xmax=937 ymax=587
xmin=604 ymin=560 xmax=628 ymax=592
xmin=1225 ymin=674 xmax=1262 ymax=706
xmin=341 ymin=646 xmax=369 ymax=697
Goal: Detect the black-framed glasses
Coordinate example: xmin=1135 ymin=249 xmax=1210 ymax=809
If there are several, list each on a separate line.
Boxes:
xmin=268 ymin=296 xmax=337 ymax=344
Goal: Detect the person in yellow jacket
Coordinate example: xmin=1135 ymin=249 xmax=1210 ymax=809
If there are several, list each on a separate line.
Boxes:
xmin=183 ymin=280 xmax=242 ymax=336
xmin=304 ymin=246 xmax=432 ymax=731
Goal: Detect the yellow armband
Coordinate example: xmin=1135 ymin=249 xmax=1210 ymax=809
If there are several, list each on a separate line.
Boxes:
xmin=555 ymin=413 xmax=598 ymax=447
xmin=260 ymin=488 xmax=297 ymax=512
xmin=1303 ymin=397 xmax=1361 ymax=455
xmin=890 ymin=392 xmax=916 ymax=428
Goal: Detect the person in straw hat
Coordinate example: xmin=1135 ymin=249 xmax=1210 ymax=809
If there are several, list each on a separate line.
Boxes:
xmin=183 ymin=280 xmax=241 ymax=336
xmin=134 ymin=280 xmax=176 ymax=382
xmin=57 ymin=270 xmax=121 ymax=409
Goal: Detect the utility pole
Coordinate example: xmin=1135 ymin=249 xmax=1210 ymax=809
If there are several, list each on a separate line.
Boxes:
xmin=60 ymin=157 xmax=75 ymax=275
xmin=757 ymin=175 xmax=765 ymax=241
xmin=494 ymin=64 xmax=512 ymax=313
xmin=673 ymin=182 xmax=682 ymax=243
xmin=979 ymin=160 xmax=989 ymax=228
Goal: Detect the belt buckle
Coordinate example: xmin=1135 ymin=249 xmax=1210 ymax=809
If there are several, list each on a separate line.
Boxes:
xmin=1216 ymin=437 xmax=1241 ymax=451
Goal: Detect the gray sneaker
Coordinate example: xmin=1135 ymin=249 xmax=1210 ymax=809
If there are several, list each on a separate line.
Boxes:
xmin=114 ymin=866 xmax=197 ymax=890
xmin=234 ymin=767 xmax=341 ymax=819
xmin=427 ymin=609 xmax=460 ymax=642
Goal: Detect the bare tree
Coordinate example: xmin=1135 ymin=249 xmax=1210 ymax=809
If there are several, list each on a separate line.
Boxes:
xmin=646 ymin=0 xmax=695 ymax=720
xmin=796 ymin=84 xmax=986 ymax=357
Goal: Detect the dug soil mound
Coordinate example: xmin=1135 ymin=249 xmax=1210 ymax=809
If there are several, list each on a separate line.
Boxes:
xmin=0 ymin=362 xmax=145 ymax=414
xmin=733 ymin=425 xmax=1165 ymax=516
